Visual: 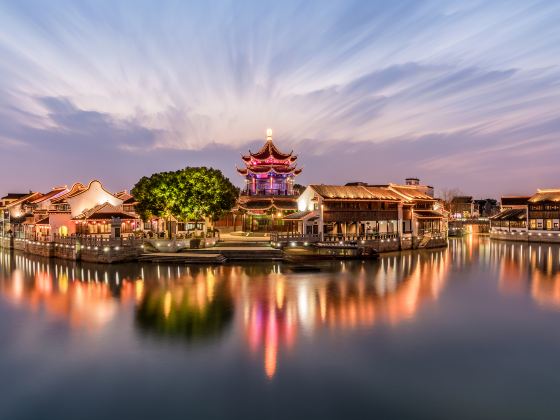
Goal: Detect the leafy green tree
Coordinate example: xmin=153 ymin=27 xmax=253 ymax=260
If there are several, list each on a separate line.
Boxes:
xmin=172 ymin=167 xmax=238 ymax=225
xmin=132 ymin=167 xmax=238 ymax=236
xmin=135 ymin=281 xmax=234 ymax=342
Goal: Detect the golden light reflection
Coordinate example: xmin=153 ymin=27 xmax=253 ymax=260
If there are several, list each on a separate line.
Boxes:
xmin=0 ymin=249 xmax=451 ymax=379
xmin=495 ymin=241 xmax=560 ymax=310
xmin=241 ymin=251 xmax=450 ymax=378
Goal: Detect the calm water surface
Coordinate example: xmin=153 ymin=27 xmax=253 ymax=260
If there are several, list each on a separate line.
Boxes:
xmin=1 ymin=237 xmax=560 ymax=419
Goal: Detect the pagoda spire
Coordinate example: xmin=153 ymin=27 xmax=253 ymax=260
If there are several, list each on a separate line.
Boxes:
xmin=266 ymin=128 xmax=273 ymax=142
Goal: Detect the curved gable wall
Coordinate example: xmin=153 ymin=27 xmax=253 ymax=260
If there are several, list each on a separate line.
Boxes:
xmin=66 ymin=180 xmax=123 ymax=217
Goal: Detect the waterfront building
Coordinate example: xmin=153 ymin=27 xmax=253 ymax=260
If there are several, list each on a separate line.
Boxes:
xmin=0 ymin=180 xmax=142 ymax=241
xmin=527 ymin=189 xmax=560 ymax=233
xmin=486 ymin=196 xmax=528 ymax=239
xmin=282 ymin=180 xmax=446 ymax=246
xmin=45 ymin=180 xmax=127 ymax=237
xmin=2 ymin=191 xmax=43 ymax=238
xmin=490 ymin=190 xmax=560 ymax=243
xmin=233 ymin=129 xmax=302 ymax=232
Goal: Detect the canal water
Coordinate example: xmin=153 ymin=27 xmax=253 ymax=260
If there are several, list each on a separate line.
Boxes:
xmin=1 ymin=236 xmax=560 ymax=420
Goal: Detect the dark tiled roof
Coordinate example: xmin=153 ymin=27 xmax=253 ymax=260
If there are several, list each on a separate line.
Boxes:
xmin=243 ymin=139 xmax=296 ymax=161
xmin=500 ymin=196 xmax=530 ymax=206
xmin=490 ymin=208 xmax=526 ymax=221
xmin=237 ymin=164 xmax=301 ymax=175
xmin=1 ymin=193 xmax=28 ymax=200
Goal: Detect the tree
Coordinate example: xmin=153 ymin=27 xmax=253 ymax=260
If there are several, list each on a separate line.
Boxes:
xmin=132 ymin=167 xmax=238 ymax=237
xmin=172 ymin=167 xmax=238 ymax=228
xmin=438 ymin=188 xmax=463 ymax=212
xmin=293 ymin=183 xmax=306 ymax=195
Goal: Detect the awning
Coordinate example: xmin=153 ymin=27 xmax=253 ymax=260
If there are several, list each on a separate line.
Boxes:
xmin=414 ymin=210 xmax=445 ymax=219
xmin=283 ymin=210 xmax=317 ymax=221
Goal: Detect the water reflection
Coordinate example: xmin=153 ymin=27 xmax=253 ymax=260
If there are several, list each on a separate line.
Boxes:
xmin=494 ymin=241 xmax=560 ymax=310
xmin=0 ymin=249 xmax=454 ymax=378
xmin=242 ymin=252 xmax=450 ymax=377
xmin=135 ymin=267 xmax=234 ymax=342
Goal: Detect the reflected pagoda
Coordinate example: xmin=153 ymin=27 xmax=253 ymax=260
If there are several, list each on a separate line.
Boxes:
xmin=235 ymin=129 xmax=302 ymax=232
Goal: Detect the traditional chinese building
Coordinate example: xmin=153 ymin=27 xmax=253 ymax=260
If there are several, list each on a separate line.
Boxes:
xmin=234 ymin=129 xmax=302 ymax=232
xmin=489 ymin=196 xmax=530 ymax=236
xmin=490 ymin=189 xmax=560 ymax=243
xmin=281 ymin=179 xmax=446 ymax=247
xmin=527 ymin=189 xmax=560 ymax=233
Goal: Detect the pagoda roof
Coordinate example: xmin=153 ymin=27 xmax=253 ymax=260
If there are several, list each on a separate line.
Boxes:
xmin=236 ymin=164 xmax=302 ymax=176
xmin=237 ymin=197 xmax=298 ymax=211
xmin=242 ymin=130 xmax=297 ymax=162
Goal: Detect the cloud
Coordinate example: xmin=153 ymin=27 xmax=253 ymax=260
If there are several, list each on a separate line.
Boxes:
xmin=0 ymin=0 xmax=559 ymax=196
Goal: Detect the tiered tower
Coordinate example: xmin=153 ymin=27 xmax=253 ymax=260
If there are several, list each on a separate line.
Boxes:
xmin=237 ymin=129 xmax=302 ymax=196
xmin=235 ymin=129 xmax=302 ymax=232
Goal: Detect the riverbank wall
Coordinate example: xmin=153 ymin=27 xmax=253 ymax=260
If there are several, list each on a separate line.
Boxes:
xmin=1 ymin=235 xmax=449 ymax=264
xmin=490 ymin=231 xmax=560 ymax=243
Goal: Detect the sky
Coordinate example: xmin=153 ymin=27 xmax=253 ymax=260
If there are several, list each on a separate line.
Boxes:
xmin=0 ymin=0 xmax=559 ymax=198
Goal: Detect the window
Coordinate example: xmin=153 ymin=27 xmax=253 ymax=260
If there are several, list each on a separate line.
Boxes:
xmin=530 ymin=219 xmax=536 ymax=229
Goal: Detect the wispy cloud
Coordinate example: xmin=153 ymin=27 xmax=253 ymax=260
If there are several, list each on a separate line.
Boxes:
xmin=0 ymin=0 xmax=559 ymax=195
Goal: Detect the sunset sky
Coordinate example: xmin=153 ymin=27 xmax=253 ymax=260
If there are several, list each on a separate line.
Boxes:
xmin=0 ymin=0 xmax=559 ymax=197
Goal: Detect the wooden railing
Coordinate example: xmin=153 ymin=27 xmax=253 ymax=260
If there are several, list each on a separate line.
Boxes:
xmin=271 ymin=231 xmax=446 ymax=244
xmin=271 ymin=232 xmax=402 ymax=243
xmin=323 ymin=232 xmax=400 ymax=242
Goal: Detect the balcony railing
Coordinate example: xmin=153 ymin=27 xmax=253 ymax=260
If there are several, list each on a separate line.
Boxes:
xmin=243 ymin=189 xmax=296 ymax=197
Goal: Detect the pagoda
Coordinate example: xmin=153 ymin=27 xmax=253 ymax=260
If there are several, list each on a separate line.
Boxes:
xmin=235 ymin=129 xmax=302 ymax=231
